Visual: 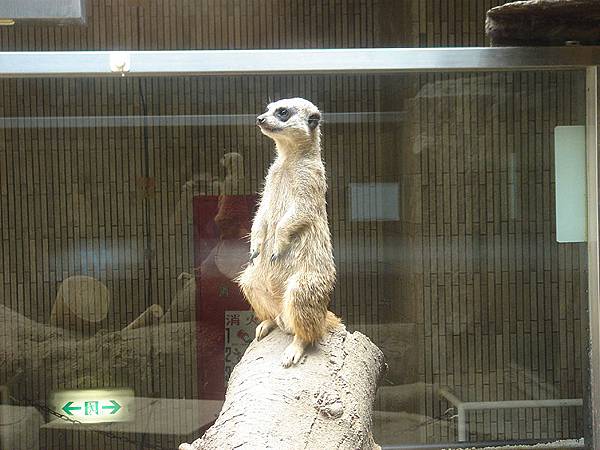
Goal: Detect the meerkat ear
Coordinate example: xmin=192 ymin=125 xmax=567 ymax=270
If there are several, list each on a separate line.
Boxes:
xmin=307 ymin=113 xmax=321 ymax=130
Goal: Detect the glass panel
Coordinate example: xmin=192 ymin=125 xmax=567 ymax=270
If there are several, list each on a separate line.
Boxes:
xmin=373 ymin=71 xmax=587 ymax=447
xmin=0 ymin=70 xmax=588 ymax=449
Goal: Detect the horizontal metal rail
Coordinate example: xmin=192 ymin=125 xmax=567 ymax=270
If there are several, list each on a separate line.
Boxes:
xmin=1 ymin=47 xmax=600 ymax=77
xmin=0 ymin=112 xmax=405 ymax=128
xmin=458 ymin=398 xmax=583 ymax=411
xmin=439 ymin=388 xmax=583 ymax=442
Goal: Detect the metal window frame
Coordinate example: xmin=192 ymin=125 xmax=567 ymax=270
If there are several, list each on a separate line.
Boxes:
xmin=586 ymin=66 xmax=600 ymax=450
xmin=0 ymin=0 xmax=85 ymax=24
xmin=0 ymin=47 xmax=599 ymax=77
xmin=0 ymin=46 xmax=598 ymax=449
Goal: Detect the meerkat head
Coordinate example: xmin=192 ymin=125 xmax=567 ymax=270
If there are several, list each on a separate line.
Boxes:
xmin=220 ymin=152 xmax=244 ymax=175
xmin=256 ymin=97 xmax=321 ymax=148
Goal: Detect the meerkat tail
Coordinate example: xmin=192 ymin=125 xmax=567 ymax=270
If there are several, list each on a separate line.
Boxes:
xmin=326 ymin=310 xmax=341 ymax=331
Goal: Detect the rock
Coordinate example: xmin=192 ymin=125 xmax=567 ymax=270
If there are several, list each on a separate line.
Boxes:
xmin=486 ymin=0 xmax=600 ymax=46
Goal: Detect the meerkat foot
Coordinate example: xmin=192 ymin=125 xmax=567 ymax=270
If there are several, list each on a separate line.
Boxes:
xmin=255 ymin=319 xmax=277 ymax=341
xmin=281 ymin=337 xmax=308 ymax=367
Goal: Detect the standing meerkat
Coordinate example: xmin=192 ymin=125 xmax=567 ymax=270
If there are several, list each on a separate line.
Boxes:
xmin=237 ymin=97 xmax=340 ymax=367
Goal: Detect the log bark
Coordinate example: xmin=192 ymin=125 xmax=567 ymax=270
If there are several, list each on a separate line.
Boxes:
xmin=179 ymin=326 xmax=386 ymax=450
xmin=486 ymin=0 xmax=600 ymax=46
xmin=0 ymin=304 xmax=212 ymax=404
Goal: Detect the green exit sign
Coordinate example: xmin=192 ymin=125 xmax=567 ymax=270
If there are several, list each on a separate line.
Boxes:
xmin=62 ymin=399 xmax=121 ymax=416
xmin=50 ymin=389 xmax=134 ymax=424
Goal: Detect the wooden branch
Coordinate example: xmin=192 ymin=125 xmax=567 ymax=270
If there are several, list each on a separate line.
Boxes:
xmin=179 ymin=326 xmax=386 ymax=450
xmin=123 ymin=304 xmax=164 ymax=330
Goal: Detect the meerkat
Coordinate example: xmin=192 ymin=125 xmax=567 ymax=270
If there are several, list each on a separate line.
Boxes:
xmin=236 ymin=97 xmax=340 ymax=367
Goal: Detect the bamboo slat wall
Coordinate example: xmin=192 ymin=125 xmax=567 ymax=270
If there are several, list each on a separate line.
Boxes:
xmin=0 ymin=0 xmax=588 ymax=448
xmin=0 ymin=0 xmax=382 ymax=51
xmin=394 ymin=71 xmax=587 ymax=442
xmin=0 ymin=74 xmax=381 ymax=326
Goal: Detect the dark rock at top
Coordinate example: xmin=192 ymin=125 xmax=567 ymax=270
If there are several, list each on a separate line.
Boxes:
xmin=486 ymin=0 xmax=600 ymax=46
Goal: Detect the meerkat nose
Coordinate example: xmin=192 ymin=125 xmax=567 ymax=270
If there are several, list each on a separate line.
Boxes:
xmin=256 ymin=116 xmax=266 ymax=125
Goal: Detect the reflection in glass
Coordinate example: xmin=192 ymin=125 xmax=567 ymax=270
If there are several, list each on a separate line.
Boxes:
xmin=0 ymin=71 xmax=588 ymax=449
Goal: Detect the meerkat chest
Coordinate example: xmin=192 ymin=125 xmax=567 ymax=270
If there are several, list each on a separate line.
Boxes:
xmin=264 ymin=167 xmax=296 ymax=213
xmin=262 ymin=158 xmax=324 ymax=217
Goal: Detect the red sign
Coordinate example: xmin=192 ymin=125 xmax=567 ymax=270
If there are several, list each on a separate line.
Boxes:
xmin=194 ymin=194 xmax=257 ymax=400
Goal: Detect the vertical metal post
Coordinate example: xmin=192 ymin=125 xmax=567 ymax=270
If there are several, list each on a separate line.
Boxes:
xmin=586 ymin=65 xmax=600 ymax=450
xmin=457 ymin=405 xmax=467 ymax=442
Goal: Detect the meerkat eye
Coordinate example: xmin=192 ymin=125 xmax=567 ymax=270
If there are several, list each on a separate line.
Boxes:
xmin=275 ymin=107 xmax=291 ymax=122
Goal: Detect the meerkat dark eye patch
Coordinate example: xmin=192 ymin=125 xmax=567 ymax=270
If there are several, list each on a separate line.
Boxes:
xmin=307 ymin=113 xmax=320 ymax=130
xmin=275 ymin=107 xmax=293 ymax=122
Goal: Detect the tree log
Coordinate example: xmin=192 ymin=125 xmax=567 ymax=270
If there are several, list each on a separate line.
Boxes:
xmin=179 ymin=326 xmax=386 ymax=450
xmin=486 ymin=0 xmax=600 ymax=46
xmin=0 ymin=304 xmax=212 ymax=405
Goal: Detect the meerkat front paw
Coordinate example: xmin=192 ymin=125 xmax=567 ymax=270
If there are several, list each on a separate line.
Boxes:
xmin=255 ymin=319 xmax=277 ymax=341
xmin=281 ymin=338 xmax=308 ymax=367
xmin=270 ymin=236 xmax=290 ymax=263
xmin=249 ymin=248 xmax=260 ymax=263
xmin=249 ymin=239 xmax=264 ymax=264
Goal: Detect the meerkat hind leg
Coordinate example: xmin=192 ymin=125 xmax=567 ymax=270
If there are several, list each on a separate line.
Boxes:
xmin=279 ymin=274 xmax=327 ymax=367
xmin=275 ymin=314 xmax=294 ymax=335
xmin=238 ymin=265 xmax=280 ymax=340
xmin=281 ymin=335 xmax=308 ymax=368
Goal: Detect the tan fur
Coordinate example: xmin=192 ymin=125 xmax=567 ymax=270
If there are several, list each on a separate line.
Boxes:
xmin=236 ymin=97 xmax=340 ymax=367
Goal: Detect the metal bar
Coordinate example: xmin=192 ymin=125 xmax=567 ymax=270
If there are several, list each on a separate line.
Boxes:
xmin=1 ymin=47 xmax=600 ymax=77
xmin=452 ymin=398 xmax=583 ymax=442
xmin=439 ymin=387 xmax=582 ymax=441
xmin=459 ymin=398 xmax=583 ymax=410
xmin=0 ymin=112 xmax=406 ymax=128
xmin=438 ymin=387 xmax=463 ymax=407
xmin=586 ymin=65 xmax=600 ymax=450
xmin=457 ymin=405 xmax=467 ymax=442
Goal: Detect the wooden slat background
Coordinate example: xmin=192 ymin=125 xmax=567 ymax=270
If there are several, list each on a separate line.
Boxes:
xmin=0 ymin=0 xmax=588 ymax=448
xmin=384 ymin=71 xmax=587 ymax=442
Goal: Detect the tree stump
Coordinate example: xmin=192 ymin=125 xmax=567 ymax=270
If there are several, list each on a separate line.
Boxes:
xmin=179 ymin=326 xmax=386 ymax=450
xmin=486 ymin=0 xmax=600 ymax=46
xmin=49 ymin=275 xmax=111 ymax=333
